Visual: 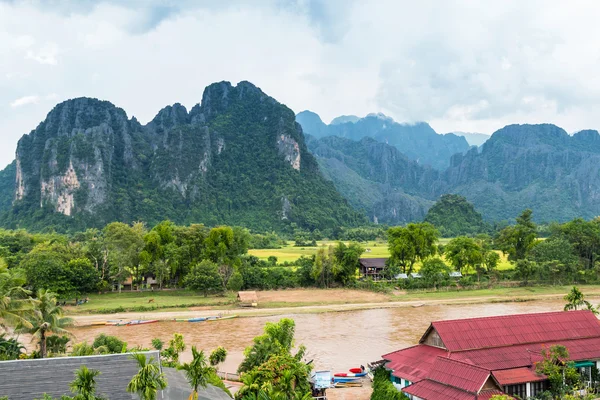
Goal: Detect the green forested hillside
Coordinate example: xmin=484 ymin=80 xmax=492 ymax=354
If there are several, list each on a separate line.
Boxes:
xmin=0 ymin=81 xmax=364 ymax=233
xmin=424 ymin=194 xmax=487 ymax=236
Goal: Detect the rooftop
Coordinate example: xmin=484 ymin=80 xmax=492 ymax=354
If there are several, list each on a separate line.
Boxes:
xmin=383 ymin=344 xmax=447 ymax=382
xmin=358 ymin=258 xmax=387 ymax=268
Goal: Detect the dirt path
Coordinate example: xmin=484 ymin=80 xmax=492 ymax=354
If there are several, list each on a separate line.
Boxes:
xmin=71 ymin=291 xmax=585 ymax=326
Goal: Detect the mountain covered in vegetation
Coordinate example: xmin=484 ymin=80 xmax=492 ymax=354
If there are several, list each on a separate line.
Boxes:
xmin=308 ymin=123 xmax=600 ymax=224
xmin=1 ymin=81 xmax=364 ymax=232
xmin=296 ymin=110 xmax=470 ymax=170
xmin=424 ymin=194 xmax=488 ymax=236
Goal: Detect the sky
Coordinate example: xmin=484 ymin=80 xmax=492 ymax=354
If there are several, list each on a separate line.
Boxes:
xmin=2 ymin=0 xmax=600 ymax=167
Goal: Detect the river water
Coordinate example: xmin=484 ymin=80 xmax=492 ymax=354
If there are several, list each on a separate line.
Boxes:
xmin=69 ymin=297 xmax=596 ymax=373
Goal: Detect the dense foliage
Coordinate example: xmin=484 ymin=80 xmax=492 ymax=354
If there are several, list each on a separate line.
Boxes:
xmin=424 ymin=194 xmax=487 ymax=237
xmin=370 ymin=366 xmax=409 ymax=400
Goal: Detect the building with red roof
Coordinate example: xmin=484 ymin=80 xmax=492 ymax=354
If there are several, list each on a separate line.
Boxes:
xmin=383 ymin=310 xmax=600 ymax=399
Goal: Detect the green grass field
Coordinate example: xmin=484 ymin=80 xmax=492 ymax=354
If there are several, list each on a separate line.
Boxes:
xmin=248 ymin=240 xmax=513 ymax=271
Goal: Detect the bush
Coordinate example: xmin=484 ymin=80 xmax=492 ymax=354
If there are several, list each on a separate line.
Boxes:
xmin=92 ymin=334 xmax=126 ymax=354
xmin=371 ymin=366 xmax=409 ymax=400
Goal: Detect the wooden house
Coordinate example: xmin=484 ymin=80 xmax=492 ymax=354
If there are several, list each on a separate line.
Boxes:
xmin=237 ymin=291 xmax=258 ymax=307
xmin=359 ymin=258 xmax=387 ymax=280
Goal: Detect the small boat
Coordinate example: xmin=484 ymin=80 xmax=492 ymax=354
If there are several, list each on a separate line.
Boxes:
xmin=90 ymin=321 xmax=106 ymax=326
xmin=174 ymin=318 xmax=188 ymax=322
xmin=349 ymin=368 xmax=363 ymax=374
xmin=188 ymin=317 xmax=207 ymax=322
xmin=127 ymin=319 xmax=158 ymax=326
xmin=334 ymin=382 xmax=363 ymax=388
xmin=332 ymin=376 xmax=361 ymax=383
xmin=334 ymin=371 xmax=367 ymax=377
xmin=204 ymin=316 xmax=219 ymax=321
xmin=207 ymin=315 xmax=238 ymax=321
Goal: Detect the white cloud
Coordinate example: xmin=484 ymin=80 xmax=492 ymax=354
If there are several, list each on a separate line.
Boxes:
xmin=10 ymin=95 xmax=39 ymax=108
xmin=0 ymin=0 xmax=599 ymax=167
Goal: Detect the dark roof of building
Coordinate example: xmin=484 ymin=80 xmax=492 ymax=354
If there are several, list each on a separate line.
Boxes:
xmin=492 ymin=367 xmax=546 ymax=386
xmin=422 ymin=310 xmax=600 ymax=351
xmin=383 ymin=344 xmax=447 ymax=382
xmin=358 ymin=258 xmax=387 ymax=268
xmin=0 ymin=352 xmax=230 ymax=400
xmin=427 ymin=357 xmax=491 ymax=393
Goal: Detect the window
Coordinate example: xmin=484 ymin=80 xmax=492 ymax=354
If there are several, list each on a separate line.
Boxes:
xmin=531 ymin=381 xmax=548 ymax=396
xmin=392 ymin=376 xmax=401 ymax=384
xmin=504 ymin=384 xmax=526 ymax=398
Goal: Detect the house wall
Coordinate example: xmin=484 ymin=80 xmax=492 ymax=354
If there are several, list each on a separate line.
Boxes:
xmin=423 ymin=328 xmax=445 ymax=349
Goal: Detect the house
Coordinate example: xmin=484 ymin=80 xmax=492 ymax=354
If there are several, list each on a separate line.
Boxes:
xmin=238 ymin=290 xmax=258 ymax=307
xmin=359 ymin=258 xmax=387 ymax=280
xmin=383 ymin=310 xmax=600 ymax=399
xmin=0 ymin=351 xmax=231 ymax=400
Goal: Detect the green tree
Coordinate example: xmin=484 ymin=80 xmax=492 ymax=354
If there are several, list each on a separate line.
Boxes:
xmin=311 ymin=247 xmax=334 ymax=288
xmin=332 ymin=242 xmax=364 ymax=285
xmin=424 ymin=194 xmax=487 ymax=237
xmin=555 ymin=218 xmax=600 ymax=270
xmin=178 ymin=346 xmax=214 ymax=400
xmin=127 ymin=353 xmax=167 ymax=400
xmin=67 ymin=258 xmax=100 ymax=300
xmin=419 ymin=258 xmax=451 ymax=289
xmin=184 ymin=260 xmax=223 ymax=297
xmin=209 ymin=346 xmax=228 ymax=367
xmin=92 ymin=333 xmax=126 ymax=354
xmin=370 ymin=366 xmax=409 ymax=400
xmin=238 ymin=318 xmax=304 ymax=374
xmin=46 ymin=335 xmax=70 ymax=355
xmin=388 ymin=223 xmax=439 ymax=274
xmin=564 ymin=286 xmax=596 ymax=313
xmin=20 ymin=243 xmax=75 ymax=299
xmin=444 ymin=236 xmax=483 ymax=275
xmin=483 ymin=251 xmax=500 ymax=274
xmin=535 ymin=345 xmax=581 ymax=397
xmin=18 ymin=289 xmax=72 ymax=358
xmin=69 ymin=365 xmax=102 ymax=400
xmin=0 ymin=259 xmax=33 ymax=331
xmin=227 ymin=270 xmax=244 ymax=292
xmin=495 ymin=209 xmax=537 ymax=261
xmin=103 ymin=222 xmax=145 ymax=292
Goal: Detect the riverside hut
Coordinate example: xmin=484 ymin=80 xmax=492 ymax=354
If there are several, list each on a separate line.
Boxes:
xmin=359 ymin=258 xmax=387 ymax=280
xmin=238 ymin=290 xmax=258 ymax=307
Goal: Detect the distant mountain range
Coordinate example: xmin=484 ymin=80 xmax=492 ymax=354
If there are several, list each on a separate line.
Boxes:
xmin=1 ymin=81 xmax=599 ymax=232
xmin=296 ymin=111 xmax=470 ymax=170
xmin=450 ymin=131 xmax=490 ymax=147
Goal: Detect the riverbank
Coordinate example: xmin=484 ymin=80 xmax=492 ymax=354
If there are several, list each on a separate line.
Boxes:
xmin=68 ymin=285 xmax=600 ymax=325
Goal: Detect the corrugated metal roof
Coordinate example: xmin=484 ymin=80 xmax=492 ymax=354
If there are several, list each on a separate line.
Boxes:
xmin=451 ymin=336 xmax=600 ymax=370
xmin=427 ymin=357 xmax=490 ymax=393
xmin=492 ymin=367 xmax=546 ymax=386
xmin=425 ymin=310 xmax=600 ymax=351
xmin=359 ymin=258 xmax=387 ymax=268
xmin=383 ymin=344 xmax=448 ymax=382
xmin=477 ymin=390 xmax=513 ymax=400
xmin=403 ymin=379 xmax=477 ymax=400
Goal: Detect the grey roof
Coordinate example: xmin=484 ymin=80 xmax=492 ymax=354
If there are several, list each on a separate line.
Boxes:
xmin=0 ymin=351 xmax=231 ymax=400
xmin=359 ymin=258 xmax=387 ymax=268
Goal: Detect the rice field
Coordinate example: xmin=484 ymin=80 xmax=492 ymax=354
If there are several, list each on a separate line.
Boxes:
xmin=248 ymin=240 xmax=514 ymax=270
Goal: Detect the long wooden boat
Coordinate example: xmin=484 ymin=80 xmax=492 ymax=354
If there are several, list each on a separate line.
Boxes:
xmin=90 ymin=321 xmax=106 ymax=326
xmin=334 ymin=382 xmax=363 ymax=388
xmin=188 ymin=317 xmax=207 ymax=322
xmin=174 ymin=318 xmax=188 ymax=322
xmin=207 ymin=315 xmax=238 ymax=321
xmin=334 ymin=372 xmax=367 ymax=377
xmin=126 ymin=319 xmax=158 ymax=326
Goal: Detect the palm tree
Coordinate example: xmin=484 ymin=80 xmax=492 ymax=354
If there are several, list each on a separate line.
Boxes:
xmin=18 ymin=289 xmax=72 ymax=358
xmin=127 ymin=353 xmax=167 ymax=400
xmin=0 ymin=260 xmax=33 ymax=331
xmin=178 ymin=346 xmax=213 ymax=400
xmin=70 ymin=365 xmax=101 ymax=400
xmin=564 ymin=286 xmax=594 ymax=311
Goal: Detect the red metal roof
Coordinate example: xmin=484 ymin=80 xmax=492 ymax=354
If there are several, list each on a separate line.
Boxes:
xmin=383 ymin=344 xmax=448 ymax=382
xmin=492 ymin=368 xmax=546 ymax=386
xmin=425 ymin=310 xmax=600 ymax=352
xmin=477 ymin=390 xmax=513 ymax=400
xmin=451 ymin=336 xmax=600 ymax=370
xmin=427 ymin=357 xmax=491 ymax=393
xmin=403 ymin=379 xmax=477 ymax=400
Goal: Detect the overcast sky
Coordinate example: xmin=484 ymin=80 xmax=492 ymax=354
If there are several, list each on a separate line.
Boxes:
xmin=2 ymin=0 xmax=600 ymax=168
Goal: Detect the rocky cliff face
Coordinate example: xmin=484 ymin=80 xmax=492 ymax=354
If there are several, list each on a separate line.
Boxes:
xmin=3 ymin=81 xmax=363 ymax=231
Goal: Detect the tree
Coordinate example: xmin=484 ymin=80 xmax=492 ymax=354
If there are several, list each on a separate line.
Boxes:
xmin=184 ymin=260 xmax=223 ymax=297
xmin=535 ymin=345 xmax=581 ymax=397
xmin=444 ymin=236 xmax=483 ymax=275
xmin=495 ymin=209 xmax=537 ymax=261
xmin=311 ymin=247 xmax=334 ymax=288
xmin=483 ymin=251 xmax=500 ymax=274
xmin=371 ymin=366 xmax=409 ymax=400
xmin=104 ymin=222 xmax=145 ymax=292
xmin=555 ymin=218 xmax=600 ymax=270
xmin=210 ymin=346 xmax=228 ymax=367
xmin=423 ymin=194 xmax=487 ymax=237
xmin=388 ymin=223 xmax=439 ymax=274
xmin=18 ymin=289 xmax=72 ymax=358
xmin=69 ymin=365 xmax=102 ymax=400
xmin=332 ymin=242 xmax=364 ymax=285
xmin=419 ymin=258 xmax=451 ymax=289
xmin=514 ymin=259 xmax=538 ymax=285
xmin=46 ymin=335 xmax=70 ymax=355
xmin=238 ymin=318 xmax=304 ymax=374
xmin=20 ymin=243 xmax=75 ymax=299
xmin=564 ymin=286 xmax=595 ymax=312
xmin=67 ymin=258 xmax=100 ymax=300
xmin=227 ymin=270 xmax=244 ymax=292
xmin=127 ymin=353 xmax=168 ymax=400
xmin=0 ymin=259 xmax=33 ymax=331
xmin=178 ymin=346 xmax=213 ymax=400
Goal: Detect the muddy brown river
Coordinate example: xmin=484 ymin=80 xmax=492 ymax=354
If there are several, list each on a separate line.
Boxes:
xmin=68 ymin=298 xmax=596 ymax=373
